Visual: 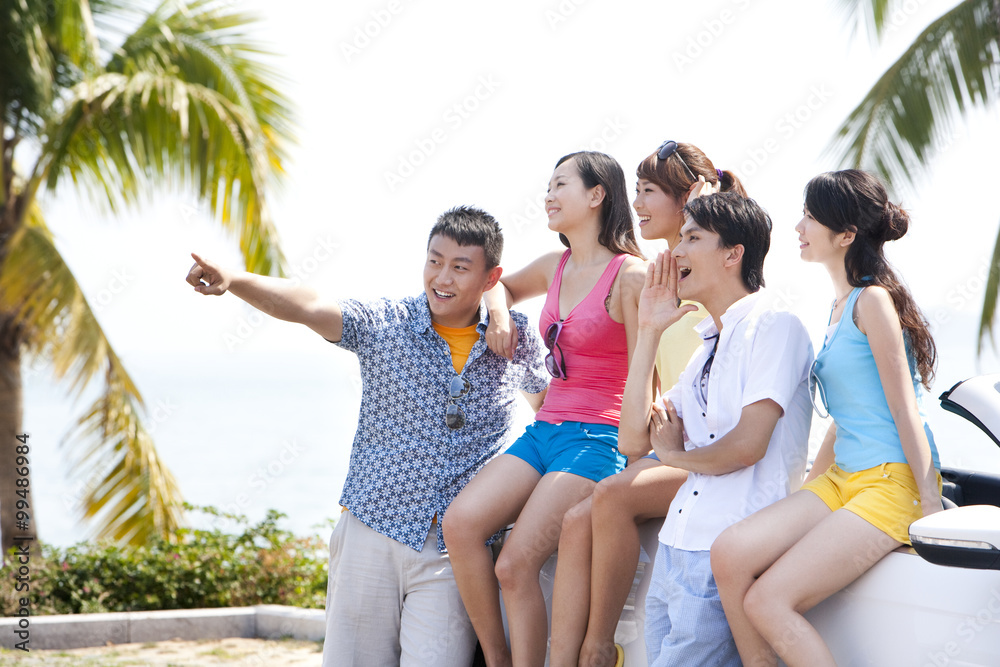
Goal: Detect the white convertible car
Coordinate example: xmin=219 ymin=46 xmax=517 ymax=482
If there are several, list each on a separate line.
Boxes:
xmin=507 ymin=375 xmax=1000 ymax=666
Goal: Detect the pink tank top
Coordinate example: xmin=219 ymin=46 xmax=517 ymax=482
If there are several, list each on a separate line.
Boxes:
xmin=534 ymin=250 xmax=630 ymax=427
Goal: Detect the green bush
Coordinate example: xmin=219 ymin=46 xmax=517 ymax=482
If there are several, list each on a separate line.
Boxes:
xmin=0 ymin=506 xmax=330 ymax=615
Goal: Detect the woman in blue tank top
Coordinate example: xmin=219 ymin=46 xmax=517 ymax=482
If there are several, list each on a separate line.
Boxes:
xmin=709 ymin=169 xmax=943 ymax=667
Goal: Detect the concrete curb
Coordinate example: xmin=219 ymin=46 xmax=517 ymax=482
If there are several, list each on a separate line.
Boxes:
xmin=0 ymin=605 xmax=324 ymax=651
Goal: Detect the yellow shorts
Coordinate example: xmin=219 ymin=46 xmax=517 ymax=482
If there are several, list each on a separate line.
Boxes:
xmin=801 ymin=462 xmax=942 ymax=545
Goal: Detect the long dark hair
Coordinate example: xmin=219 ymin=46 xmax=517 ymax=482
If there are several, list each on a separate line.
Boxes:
xmin=636 ymin=142 xmax=747 ymax=200
xmin=804 ymin=169 xmax=936 ymax=387
xmin=555 ymin=151 xmax=644 ymax=258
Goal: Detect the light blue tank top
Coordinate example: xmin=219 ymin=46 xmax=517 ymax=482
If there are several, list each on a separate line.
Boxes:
xmin=813 ymin=286 xmax=940 ymax=473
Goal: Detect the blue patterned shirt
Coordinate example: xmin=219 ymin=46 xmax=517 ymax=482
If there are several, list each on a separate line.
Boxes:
xmin=334 ymin=295 xmax=549 ymax=552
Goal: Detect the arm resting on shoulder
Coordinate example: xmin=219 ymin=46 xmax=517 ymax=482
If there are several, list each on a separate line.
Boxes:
xmin=484 ymin=252 xmax=561 ymax=359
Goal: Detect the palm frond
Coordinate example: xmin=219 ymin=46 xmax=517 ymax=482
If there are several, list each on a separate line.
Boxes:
xmin=22 ymin=0 xmax=294 ymax=276
xmin=71 ymin=382 xmax=184 ymax=544
xmin=40 ymin=71 xmax=287 ymax=276
xmin=0 ymin=202 xmax=184 ymax=544
xmin=46 ymin=0 xmax=102 ymax=73
xmin=836 ymin=0 xmax=894 ymax=42
xmin=979 ymin=216 xmax=1000 ymax=354
xmin=827 ymin=0 xmax=999 ymax=194
xmin=0 ymin=0 xmax=56 ymax=128
xmin=109 ymin=0 xmax=296 ymax=166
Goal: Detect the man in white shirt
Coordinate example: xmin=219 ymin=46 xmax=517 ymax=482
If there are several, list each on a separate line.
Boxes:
xmin=618 ymin=192 xmax=813 ymax=667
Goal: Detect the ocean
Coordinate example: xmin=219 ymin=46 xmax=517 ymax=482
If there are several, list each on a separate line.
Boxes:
xmin=21 ymin=313 xmax=1000 ymax=548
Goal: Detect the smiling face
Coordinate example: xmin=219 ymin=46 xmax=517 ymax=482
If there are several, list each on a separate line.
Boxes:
xmin=545 ymin=157 xmax=602 ymax=234
xmin=671 ymin=217 xmax=734 ymax=304
xmin=634 ymin=178 xmax=684 ymax=242
xmin=795 ymin=206 xmax=848 ymax=265
xmin=423 ymin=234 xmax=501 ymax=327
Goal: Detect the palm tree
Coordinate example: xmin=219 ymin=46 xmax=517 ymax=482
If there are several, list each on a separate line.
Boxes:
xmin=0 ymin=0 xmax=294 ymax=555
xmin=827 ymin=0 xmax=999 ymax=351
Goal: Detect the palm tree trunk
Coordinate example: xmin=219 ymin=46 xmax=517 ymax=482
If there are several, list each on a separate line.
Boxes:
xmin=0 ymin=312 xmax=35 ymax=561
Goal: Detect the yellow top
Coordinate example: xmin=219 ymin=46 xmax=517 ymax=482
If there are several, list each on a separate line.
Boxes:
xmin=432 ymin=321 xmax=481 ymax=374
xmin=655 ymin=302 xmax=708 ymax=393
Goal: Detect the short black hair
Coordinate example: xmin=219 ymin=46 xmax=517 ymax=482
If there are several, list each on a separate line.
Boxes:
xmin=427 ymin=206 xmax=504 ymax=269
xmin=683 ymin=192 xmax=771 ymax=292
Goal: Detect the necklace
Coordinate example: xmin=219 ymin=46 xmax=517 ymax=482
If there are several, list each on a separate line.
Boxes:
xmin=832 ymin=290 xmax=850 ymax=310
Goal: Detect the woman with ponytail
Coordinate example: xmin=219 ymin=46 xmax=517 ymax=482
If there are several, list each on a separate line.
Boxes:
xmin=710 ymin=169 xmax=942 ymax=667
xmin=549 ymin=141 xmax=747 ymax=667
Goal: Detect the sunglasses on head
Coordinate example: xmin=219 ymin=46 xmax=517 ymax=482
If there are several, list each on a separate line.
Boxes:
xmin=543 ymin=321 xmax=568 ymax=380
xmin=656 ymin=140 xmax=698 ymax=183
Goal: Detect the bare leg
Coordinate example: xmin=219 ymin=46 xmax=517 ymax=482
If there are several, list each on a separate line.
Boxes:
xmin=442 ymin=455 xmax=541 ymax=667
xmin=548 ymin=495 xmax=593 ymax=667
xmin=579 ymin=460 xmax=687 ymax=667
xmin=495 ymin=471 xmax=598 ymax=667
xmin=743 ymin=508 xmax=902 ymax=667
xmin=711 ymin=490 xmax=831 ymax=667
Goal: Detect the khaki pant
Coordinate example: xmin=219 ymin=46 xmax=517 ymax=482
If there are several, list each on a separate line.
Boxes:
xmin=322 ymin=511 xmax=477 ymax=666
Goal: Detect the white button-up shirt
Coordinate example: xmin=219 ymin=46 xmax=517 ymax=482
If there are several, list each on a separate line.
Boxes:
xmin=658 ymin=290 xmax=814 ymax=551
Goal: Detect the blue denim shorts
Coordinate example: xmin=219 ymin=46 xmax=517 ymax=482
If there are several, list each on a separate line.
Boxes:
xmin=505 ymin=420 xmax=625 ymax=482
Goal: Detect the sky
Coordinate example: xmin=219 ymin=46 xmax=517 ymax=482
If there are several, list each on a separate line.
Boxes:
xmin=22 ymin=0 xmax=1000 ymax=544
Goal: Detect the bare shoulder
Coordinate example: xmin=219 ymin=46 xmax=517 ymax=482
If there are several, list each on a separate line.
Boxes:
xmin=618 ymin=255 xmax=649 ymax=297
xmin=854 ymin=284 xmax=900 ymax=335
xmin=536 ymin=249 xmax=566 ymax=270
xmin=855 ymin=284 xmax=895 ymax=316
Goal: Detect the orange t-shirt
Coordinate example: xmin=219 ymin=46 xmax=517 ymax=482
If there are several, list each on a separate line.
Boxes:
xmin=432 ymin=321 xmax=480 ymax=374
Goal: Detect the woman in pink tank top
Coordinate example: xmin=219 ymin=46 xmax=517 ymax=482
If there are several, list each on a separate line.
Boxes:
xmin=552 ymin=142 xmax=750 ymax=667
xmin=443 ymin=151 xmax=646 ymax=666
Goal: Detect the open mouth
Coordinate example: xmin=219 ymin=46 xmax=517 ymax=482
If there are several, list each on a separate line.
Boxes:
xmin=546 ymin=207 xmax=560 ymax=217
xmin=432 ymin=289 xmax=455 ymax=300
xmin=678 ymin=267 xmax=692 ymax=281
xmin=638 ymin=215 xmax=651 ymax=226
